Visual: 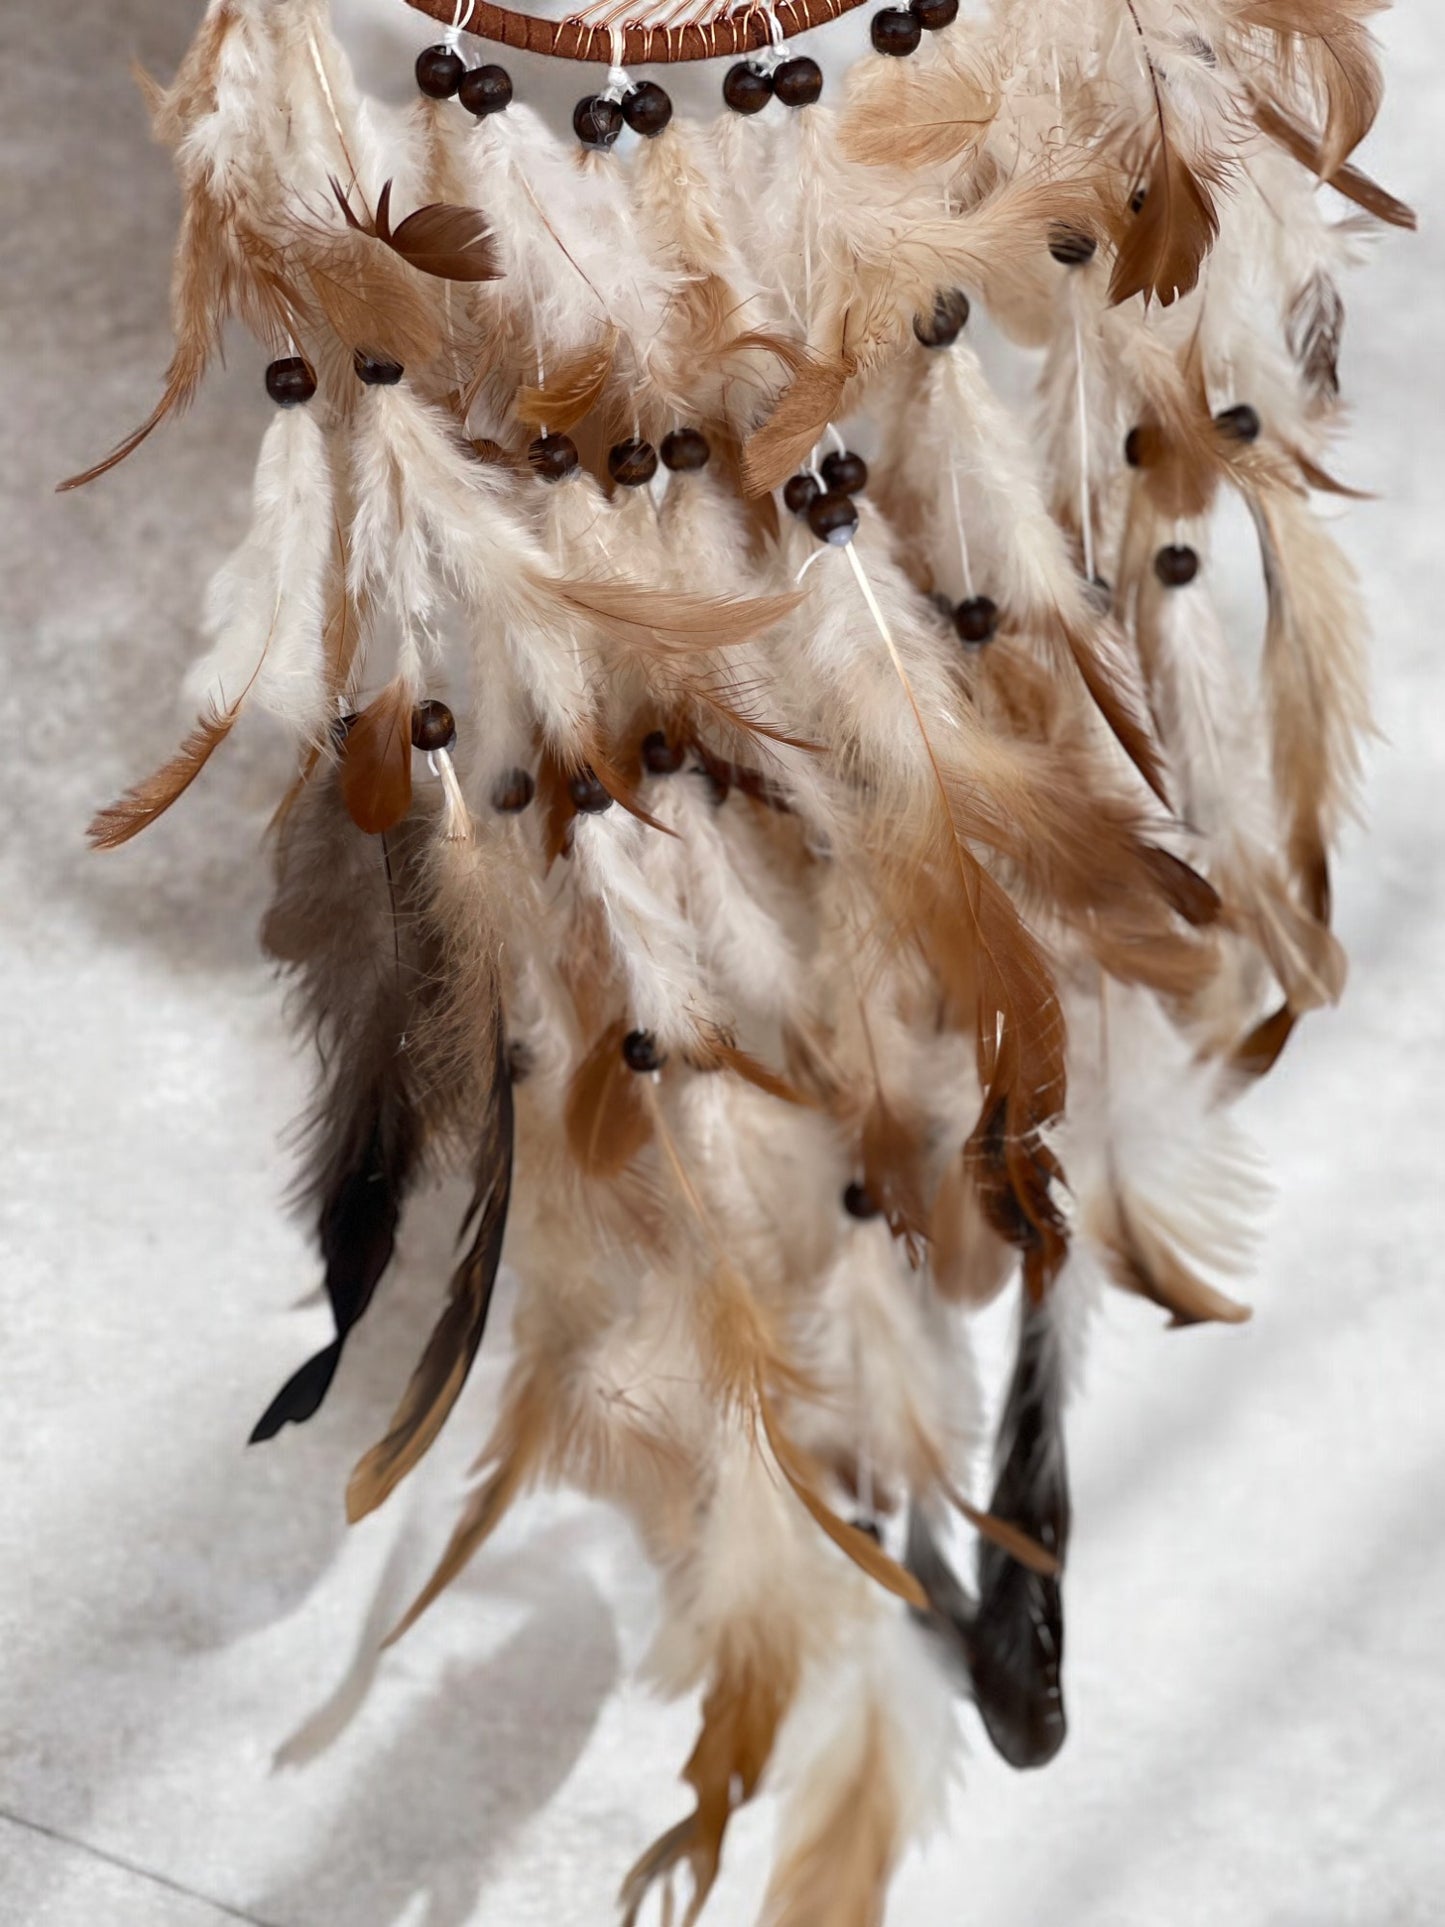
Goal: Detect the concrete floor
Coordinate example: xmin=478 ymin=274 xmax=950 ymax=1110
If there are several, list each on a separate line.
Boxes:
xmin=1 ymin=3 xmax=1442 ymax=1923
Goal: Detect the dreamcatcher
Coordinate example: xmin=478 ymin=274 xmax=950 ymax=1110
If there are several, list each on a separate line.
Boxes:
xmin=65 ymin=0 xmax=1410 ymax=1916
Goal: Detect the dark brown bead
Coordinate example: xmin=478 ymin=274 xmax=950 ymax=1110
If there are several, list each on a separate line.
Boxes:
xmin=1215 ymin=402 xmax=1261 ymax=442
xmin=820 ymin=449 xmax=868 ymax=496
xmin=723 ymin=62 xmax=772 ymax=114
xmin=1155 ymin=544 xmax=1200 ymax=588
xmin=354 ymin=352 xmax=404 ymax=386
xmin=608 ymin=437 xmax=658 ymax=487
xmin=872 ymin=6 xmax=922 ymax=54
xmin=806 ymin=490 xmax=859 ymax=545
xmin=914 ymin=288 xmax=970 ymax=348
xmin=573 ymin=95 xmax=624 ymax=148
xmin=410 ymin=699 xmax=456 ymax=752
xmin=492 ymin=767 xmax=535 ymax=813
xmin=1048 ymin=224 xmax=1097 ymax=266
xmin=1129 ymin=184 xmax=1148 ymax=214
xmin=783 ymin=472 xmax=821 ymax=516
xmin=843 ymin=1180 xmax=881 ymax=1220
xmin=459 ymin=64 xmax=512 ymax=116
xmin=622 ymin=80 xmax=673 ymax=137
xmin=911 ymin=0 xmax=959 ymax=26
xmin=415 ymin=44 xmax=465 ymax=99
xmin=773 ymin=56 xmax=823 ymax=107
xmin=642 ymin=730 xmax=686 ymax=774
xmin=265 ymin=356 xmax=316 ymax=407
xmin=954 ymin=595 xmax=999 ymax=644
xmin=1124 ymin=426 xmax=1144 ymax=468
xmin=569 ymin=767 xmax=613 ymax=813
xmin=660 ymin=427 xmax=710 ymax=472
xmin=528 ymin=432 xmax=579 ymax=481
xmin=622 ymin=1028 xmax=667 ymax=1073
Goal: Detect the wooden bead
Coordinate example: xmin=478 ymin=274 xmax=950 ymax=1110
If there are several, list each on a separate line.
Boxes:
xmin=410 ymin=699 xmax=456 ymax=752
xmin=492 ymin=767 xmax=535 ymax=813
xmin=608 ymin=438 xmax=658 ymax=487
xmin=622 ymin=1028 xmax=667 ymax=1073
xmin=642 ymin=730 xmax=686 ymax=774
xmin=569 ymin=767 xmax=613 ymax=812
xmin=911 ymin=0 xmax=959 ymax=25
xmin=783 ymin=473 xmax=821 ymax=516
xmin=459 ymin=64 xmax=512 ymax=116
xmin=622 ymin=81 xmax=673 ymax=137
xmin=528 ymin=432 xmax=579 ymax=481
xmin=1155 ymin=545 xmax=1200 ymax=587
xmin=723 ymin=62 xmax=773 ymax=114
xmin=660 ymin=427 xmax=710 ymax=472
xmin=773 ymin=56 xmax=823 ymax=107
xmin=843 ymin=1181 xmax=881 ymax=1220
xmin=574 ymin=95 xmax=624 ymax=148
xmin=1124 ymin=426 xmax=1144 ymax=468
xmin=820 ymin=450 xmax=868 ymax=495
xmin=871 ymin=6 xmax=922 ymax=54
xmin=954 ymin=595 xmax=999 ymax=644
xmin=265 ymin=357 xmax=316 ymax=406
xmin=1048 ymin=225 xmax=1097 ymax=266
xmin=1215 ymin=402 xmax=1261 ymax=442
xmin=806 ymin=490 xmax=859 ymax=545
xmin=415 ymin=44 xmax=464 ymax=99
xmin=914 ymin=288 xmax=970 ymax=348
xmin=354 ymin=352 xmax=404 ymax=386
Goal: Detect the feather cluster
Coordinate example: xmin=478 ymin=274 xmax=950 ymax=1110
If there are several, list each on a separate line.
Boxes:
xmin=72 ymin=0 xmax=1407 ymax=1917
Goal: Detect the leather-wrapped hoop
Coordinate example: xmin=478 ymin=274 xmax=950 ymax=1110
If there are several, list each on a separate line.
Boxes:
xmin=402 ymin=0 xmax=867 ymax=65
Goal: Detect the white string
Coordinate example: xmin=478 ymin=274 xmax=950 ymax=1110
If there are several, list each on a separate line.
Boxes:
xmin=446 ymin=0 xmax=477 ymax=51
xmin=948 ymin=454 xmax=975 ymax=599
xmin=605 ymin=27 xmax=630 ymax=99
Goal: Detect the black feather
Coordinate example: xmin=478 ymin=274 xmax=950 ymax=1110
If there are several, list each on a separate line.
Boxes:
xmin=969 ymin=1298 xmax=1071 ymax=1769
xmin=346 ymin=1017 xmax=514 ymax=1521
xmin=249 ymin=772 xmax=438 ymax=1445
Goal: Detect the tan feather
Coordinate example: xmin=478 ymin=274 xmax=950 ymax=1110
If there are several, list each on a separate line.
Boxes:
xmin=842 ymin=53 xmax=999 ymax=170
xmin=514 ymin=334 xmax=617 ymax=432
xmin=760 ymin=1707 xmax=898 ymax=1927
xmin=564 ymin=1021 xmax=655 ymax=1179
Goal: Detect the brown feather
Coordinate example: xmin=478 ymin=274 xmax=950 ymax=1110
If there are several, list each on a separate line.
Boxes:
xmin=553 ymin=577 xmax=803 ymax=655
xmin=339 ymin=681 xmax=414 ymax=836
xmin=740 ymin=353 xmax=854 ymax=498
xmin=361 ymin=179 xmax=501 ymax=283
xmin=1108 ymin=133 xmax=1223 ymax=309
xmin=760 ymin=1400 xmax=929 ymax=1610
xmin=1250 ymin=92 xmax=1415 ymax=226
xmin=87 ymin=704 xmax=238 ymax=849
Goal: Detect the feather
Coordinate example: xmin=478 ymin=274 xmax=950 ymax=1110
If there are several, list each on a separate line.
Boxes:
xmin=347 ymin=1013 xmax=513 ymax=1521
xmin=339 ymin=680 xmax=414 ymax=835
xmin=87 ymin=706 xmax=239 ymax=850
xmin=336 ymin=176 xmax=502 ymax=283
xmin=1250 ymin=92 xmax=1415 ymax=227
xmin=251 ymin=775 xmax=437 ymax=1440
